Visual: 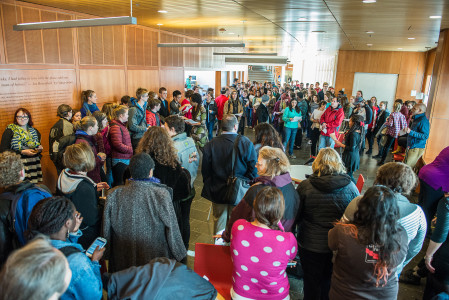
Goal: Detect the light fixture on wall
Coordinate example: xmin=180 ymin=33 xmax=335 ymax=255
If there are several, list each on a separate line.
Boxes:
xmin=13 ymin=16 xmax=137 ymax=31
xmin=14 ymin=0 xmax=137 ymax=31
xmin=158 ymin=43 xmax=245 ymax=47
xmin=213 ymin=52 xmax=277 ymax=56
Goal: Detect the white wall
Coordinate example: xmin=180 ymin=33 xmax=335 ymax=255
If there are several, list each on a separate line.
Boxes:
xmin=184 ymin=70 xmax=216 ymax=91
xmin=352 ymin=73 xmax=398 ymax=110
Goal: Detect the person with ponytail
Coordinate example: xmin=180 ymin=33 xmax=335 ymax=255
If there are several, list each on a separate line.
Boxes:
xmin=337 ymin=114 xmax=365 ymax=183
xmin=27 ymin=196 xmax=104 ymax=300
xmin=222 ymin=146 xmax=299 ymax=243
xmin=328 ymin=186 xmax=408 ymax=299
xmin=80 ymin=90 xmax=99 ymax=118
xmin=230 ymin=186 xmax=297 ymax=300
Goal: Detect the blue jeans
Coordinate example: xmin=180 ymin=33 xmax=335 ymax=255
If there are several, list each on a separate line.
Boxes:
xmin=318 ymin=135 xmax=335 ymax=150
xmin=283 ymin=127 xmax=298 ymax=155
xmin=206 ymin=120 xmax=215 ymax=141
xmin=245 ymin=107 xmax=252 ymax=126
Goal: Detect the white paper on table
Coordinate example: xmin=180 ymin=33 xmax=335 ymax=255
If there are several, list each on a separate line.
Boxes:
xmin=292 ymin=116 xmax=302 ymax=122
xmin=234 ymin=113 xmax=243 ymax=117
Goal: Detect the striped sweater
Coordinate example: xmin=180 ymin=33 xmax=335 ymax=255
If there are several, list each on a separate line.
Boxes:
xmin=342 ymin=193 xmax=426 ymax=273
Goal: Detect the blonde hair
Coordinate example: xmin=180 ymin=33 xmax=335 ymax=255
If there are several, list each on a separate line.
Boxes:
xmin=75 ymin=116 xmax=97 ymax=132
xmin=113 ymin=105 xmax=129 ymax=120
xmin=393 ymin=101 xmax=402 ymax=112
xmin=63 ymin=143 xmax=95 ymax=172
xmin=258 ymin=146 xmax=290 ymax=178
xmin=312 ymin=147 xmax=346 ymax=176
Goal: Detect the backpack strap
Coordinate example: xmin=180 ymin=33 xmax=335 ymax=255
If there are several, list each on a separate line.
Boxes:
xmin=59 ymin=246 xmax=82 ymax=258
xmin=2 ymin=192 xmax=23 ymax=234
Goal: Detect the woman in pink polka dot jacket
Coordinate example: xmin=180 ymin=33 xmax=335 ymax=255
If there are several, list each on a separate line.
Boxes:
xmin=230 ymin=186 xmax=297 ymax=300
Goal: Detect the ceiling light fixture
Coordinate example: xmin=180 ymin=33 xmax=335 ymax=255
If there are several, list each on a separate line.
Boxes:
xmin=366 ymin=44 xmax=373 ymax=46
xmin=366 ymin=31 xmax=374 ymax=34
xmin=429 ymin=16 xmax=442 ymax=19
xmin=298 ymin=17 xmax=308 ymax=21
xmin=398 ymin=48 xmax=403 ymax=50
xmin=213 ymin=52 xmax=277 ymax=56
xmin=228 ymin=32 xmax=235 ymax=35
xmin=158 ymin=43 xmax=246 ymax=48
xmin=13 ymin=16 xmax=137 ymax=31
xmin=362 ymin=0 xmax=376 ymax=3
xmin=158 ymin=10 xmax=167 ymax=13
xmin=408 ymin=37 xmax=415 ymax=40
xmin=157 ymin=23 xmax=163 ymax=26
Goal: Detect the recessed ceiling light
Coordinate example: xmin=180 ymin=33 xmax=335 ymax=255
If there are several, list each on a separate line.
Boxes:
xmin=362 ymin=0 xmax=376 ymax=3
xmin=398 ymin=48 xmax=403 ymax=50
xmin=158 ymin=10 xmax=167 ymax=13
xmin=366 ymin=31 xmax=374 ymax=34
xmin=298 ymin=17 xmax=308 ymax=21
xmin=228 ymin=32 xmax=235 ymax=35
xmin=367 ymin=43 xmax=373 ymax=46
xmin=408 ymin=37 xmax=415 ymax=40
xmin=429 ymin=16 xmax=442 ymax=19
xmin=157 ymin=23 xmax=163 ymax=26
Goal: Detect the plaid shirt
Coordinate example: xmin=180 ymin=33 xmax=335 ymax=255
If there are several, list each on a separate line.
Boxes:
xmin=386 ymin=112 xmax=407 ymax=138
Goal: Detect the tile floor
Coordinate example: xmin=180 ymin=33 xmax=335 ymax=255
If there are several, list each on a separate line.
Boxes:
xmin=186 ymin=129 xmax=426 ymax=299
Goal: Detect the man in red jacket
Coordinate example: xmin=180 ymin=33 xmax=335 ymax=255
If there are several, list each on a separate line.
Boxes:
xmin=215 ymin=87 xmax=230 ymax=135
xmin=319 ymin=97 xmax=344 ymax=150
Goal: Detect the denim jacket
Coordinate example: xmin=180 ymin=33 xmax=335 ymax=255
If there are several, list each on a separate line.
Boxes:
xmin=407 ymin=113 xmax=430 ymax=149
xmin=172 ymin=133 xmax=199 ymax=187
xmin=51 ymin=231 xmax=102 ymax=300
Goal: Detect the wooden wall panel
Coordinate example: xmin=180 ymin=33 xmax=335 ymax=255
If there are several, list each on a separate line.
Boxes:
xmin=2 ymin=4 xmax=26 ymax=63
xmin=127 ymin=70 xmax=160 ymax=96
xmin=102 ymin=27 xmax=114 ymax=65
xmin=91 ymin=27 xmax=104 ymax=65
xmin=78 ymin=27 xmax=92 ymax=64
xmin=160 ymin=69 xmax=184 ymax=97
xmin=126 ymin=27 xmax=136 ymax=66
xmin=135 ymin=28 xmax=144 ymax=66
xmin=151 ymin=31 xmax=158 ymax=67
xmin=22 ymin=7 xmax=44 ymax=64
xmin=424 ymin=30 xmax=449 ymax=163
xmin=336 ymin=50 xmax=426 ymax=99
xmin=57 ymin=13 xmax=74 ymax=64
xmin=79 ymin=69 xmax=126 ymax=107
xmin=40 ymin=11 xmax=59 ymax=64
xmin=113 ymin=26 xmax=124 ymax=65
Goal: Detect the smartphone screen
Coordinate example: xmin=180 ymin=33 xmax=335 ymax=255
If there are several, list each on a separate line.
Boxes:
xmin=86 ymin=238 xmax=106 ymax=257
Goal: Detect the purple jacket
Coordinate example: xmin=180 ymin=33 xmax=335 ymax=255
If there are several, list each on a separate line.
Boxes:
xmin=222 ymin=172 xmax=299 ymax=242
xmin=419 ymin=146 xmax=449 ymax=193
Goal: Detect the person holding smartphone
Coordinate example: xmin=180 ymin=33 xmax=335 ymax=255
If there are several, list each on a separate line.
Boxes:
xmin=27 ymin=196 xmax=104 ymax=300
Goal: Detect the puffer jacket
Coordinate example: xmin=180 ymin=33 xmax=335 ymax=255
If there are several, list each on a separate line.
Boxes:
xmin=296 ymin=173 xmax=359 ymax=253
xmin=127 ymin=102 xmax=148 ymax=140
xmin=222 ymin=173 xmax=299 ymax=243
xmin=320 ymin=105 xmax=344 ymax=137
xmin=109 ymin=120 xmax=133 ymax=160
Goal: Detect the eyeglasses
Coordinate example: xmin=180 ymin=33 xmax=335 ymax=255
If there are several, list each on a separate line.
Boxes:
xmin=16 ymin=115 xmax=29 ymax=120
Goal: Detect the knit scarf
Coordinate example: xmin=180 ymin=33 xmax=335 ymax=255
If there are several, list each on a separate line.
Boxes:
xmin=7 ymin=124 xmax=40 ymax=151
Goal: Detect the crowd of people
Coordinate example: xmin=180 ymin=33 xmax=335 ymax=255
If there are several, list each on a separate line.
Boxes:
xmin=0 ymin=77 xmax=447 ymax=300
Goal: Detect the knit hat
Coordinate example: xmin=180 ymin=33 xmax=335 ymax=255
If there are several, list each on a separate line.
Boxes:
xmin=261 ymin=94 xmax=270 ymax=103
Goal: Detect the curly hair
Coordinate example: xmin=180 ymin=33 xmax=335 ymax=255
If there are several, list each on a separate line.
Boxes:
xmin=0 ymin=151 xmax=24 ymax=187
xmin=344 ymin=186 xmax=402 ymax=287
xmin=136 ymin=126 xmax=178 ymax=169
xmin=27 ymin=196 xmax=75 ymax=241
xmin=374 ymin=162 xmax=418 ymax=195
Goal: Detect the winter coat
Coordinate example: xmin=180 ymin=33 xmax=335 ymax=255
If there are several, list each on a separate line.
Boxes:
xmin=296 ymin=173 xmax=359 ymax=253
xmin=57 ymin=169 xmax=101 ymax=249
xmin=222 ymin=173 xmax=299 ymax=242
xmin=320 ymin=105 xmax=344 ymax=137
xmin=109 ymin=120 xmax=133 ymax=160
xmin=103 ymin=180 xmax=186 ymax=272
xmin=127 ymin=102 xmax=148 ymax=140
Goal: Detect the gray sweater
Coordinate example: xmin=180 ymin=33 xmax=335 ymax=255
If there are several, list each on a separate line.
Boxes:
xmin=103 ymin=180 xmax=186 ymax=272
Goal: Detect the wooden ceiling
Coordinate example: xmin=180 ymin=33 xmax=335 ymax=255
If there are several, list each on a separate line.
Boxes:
xmin=16 ymin=0 xmax=449 ymax=56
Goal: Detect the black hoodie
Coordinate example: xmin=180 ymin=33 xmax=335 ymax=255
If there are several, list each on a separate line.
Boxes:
xmin=296 ymin=173 xmax=359 ymax=253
